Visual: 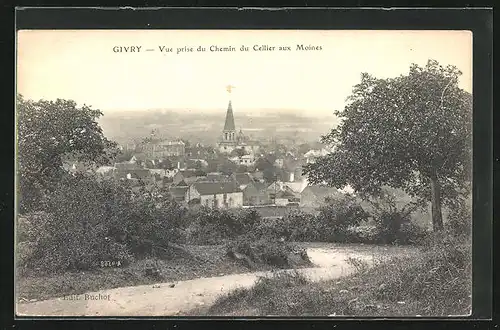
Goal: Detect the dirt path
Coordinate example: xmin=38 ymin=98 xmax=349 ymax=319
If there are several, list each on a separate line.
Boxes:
xmin=16 ymin=245 xmax=402 ymax=316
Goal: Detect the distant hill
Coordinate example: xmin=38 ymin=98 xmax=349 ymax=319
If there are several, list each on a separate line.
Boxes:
xmin=98 ymin=108 xmax=339 ymax=146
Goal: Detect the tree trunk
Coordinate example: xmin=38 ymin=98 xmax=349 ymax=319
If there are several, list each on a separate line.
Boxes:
xmin=429 ymin=174 xmax=444 ymax=231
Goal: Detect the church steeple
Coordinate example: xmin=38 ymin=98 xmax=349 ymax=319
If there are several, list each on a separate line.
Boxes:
xmin=223 ymin=101 xmax=236 ymax=131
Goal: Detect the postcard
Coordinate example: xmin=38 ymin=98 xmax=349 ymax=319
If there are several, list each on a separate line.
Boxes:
xmin=15 ymin=29 xmax=473 ymax=317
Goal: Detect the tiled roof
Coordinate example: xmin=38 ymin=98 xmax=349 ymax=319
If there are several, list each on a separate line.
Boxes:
xmin=276 ymin=189 xmax=296 ymax=199
xmin=173 ymin=179 xmax=188 ymax=187
xmin=250 ymin=171 xmax=264 ymax=180
xmin=233 ymin=173 xmax=253 ymax=186
xmin=193 ymin=182 xmax=241 ymax=195
xmin=283 ymin=181 xmax=308 ymax=194
xmin=253 ymin=181 xmax=268 ymax=192
xmin=206 ymin=172 xmax=230 ymax=181
xmin=126 ymin=169 xmax=151 ymax=179
xmin=169 ymin=186 xmax=188 ymax=199
xmin=114 ymin=162 xmax=140 ymax=171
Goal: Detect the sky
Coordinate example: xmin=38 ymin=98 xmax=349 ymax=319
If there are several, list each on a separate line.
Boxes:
xmin=17 ymin=30 xmax=472 ymax=116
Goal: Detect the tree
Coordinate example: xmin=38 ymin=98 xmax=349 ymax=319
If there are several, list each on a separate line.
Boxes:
xmin=304 ymin=60 xmax=472 ymax=231
xmin=17 ymin=95 xmax=117 ymax=212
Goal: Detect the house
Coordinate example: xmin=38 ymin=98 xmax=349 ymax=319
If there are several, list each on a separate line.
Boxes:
xmin=115 ymin=168 xmax=152 ymax=182
xmin=275 ymin=189 xmax=297 ymax=206
xmin=185 ymin=182 xmax=243 ymax=208
xmin=300 ymin=185 xmax=343 ymax=208
xmin=274 ymin=158 xmax=284 ymax=168
xmin=231 ymin=173 xmax=254 ymax=189
xmin=149 ymin=169 xmax=168 ymax=178
xmin=230 ymin=173 xmax=270 ymax=205
xmin=205 ymin=172 xmax=231 ymax=182
xmin=249 ymin=170 xmax=265 ymax=182
xmin=129 ymin=153 xmax=148 ymax=165
xmin=304 ymin=149 xmax=330 ymax=164
xmin=150 ymin=168 xmax=179 ymax=179
xmin=229 ymin=154 xmax=256 ymax=166
xmin=172 ymin=170 xmax=200 ymax=185
xmin=283 ymin=156 xmax=306 ymax=180
xmin=169 ymin=186 xmax=189 ymax=203
xmin=114 ymin=161 xmax=140 ymax=172
xmin=142 ymin=140 xmax=185 ymax=158
xmin=266 ymin=181 xmax=298 ymax=202
xmin=172 ymin=175 xmax=209 ymax=187
xmin=241 ymin=181 xmax=270 ymax=206
xmin=186 ymin=146 xmax=217 ymax=159
xmin=293 ymin=166 xmax=304 ymax=181
xmin=283 ymin=180 xmax=308 ymax=196
xmin=186 ymin=159 xmax=209 ymax=169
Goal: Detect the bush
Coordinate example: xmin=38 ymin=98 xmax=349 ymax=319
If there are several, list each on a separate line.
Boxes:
xmin=17 ymin=174 xmax=184 ymax=274
xmin=360 ymin=188 xmax=429 ymax=245
xmin=445 ymin=199 xmax=471 ymax=238
xmin=396 ymin=222 xmax=428 ymax=245
xmin=17 ymin=210 xmax=135 ymax=274
xmin=226 ymin=236 xmax=310 ymax=269
xmin=184 ymin=207 xmax=244 ymax=245
xmin=315 ymin=195 xmax=369 ymax=242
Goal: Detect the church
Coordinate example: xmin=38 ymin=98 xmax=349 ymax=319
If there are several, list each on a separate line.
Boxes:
xmin=217 ymin=99 xmax=259 ymax=155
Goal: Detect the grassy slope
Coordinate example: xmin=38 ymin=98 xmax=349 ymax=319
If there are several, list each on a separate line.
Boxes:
xmin=17 ymin=245 xmax=261 ymax=302
xmin=198 ymin=237 xmax=471 ymax=317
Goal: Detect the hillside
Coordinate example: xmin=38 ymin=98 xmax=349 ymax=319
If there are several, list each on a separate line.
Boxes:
xmin=98 ymin=109 xmax=339 ymax=146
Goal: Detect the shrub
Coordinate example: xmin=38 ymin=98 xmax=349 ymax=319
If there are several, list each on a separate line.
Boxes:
xmin=233 ymin=208 xmax=262 ymax=235
xmin=286 ymin=210 xmax=319 ymax=241
xmin=226 ymin=236 xmax=310 ymax=269
xmin=361 ymin=188 xmax=429 ymax=245
xmin=396 ymin=222 xmax=429 ymax=245
xmin=184 ymin=207 xmax=243 ymax=244
xmin=315 ymin=195 xmax=369 ymax=242
xmin=445 ymin=199 xmax=472 ymax=238
xmin=18 ymin=174 xmax=184 ymax=274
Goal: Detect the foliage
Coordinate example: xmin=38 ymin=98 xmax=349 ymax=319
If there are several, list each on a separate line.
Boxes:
xmin=315 ymin=194 xmax=370 ymax=242
xmin=226 ymin=236 xmax=309 ymax=269
xmin=445 ymin=197 xmax=472 ymax=238
xmin=304 ymin=60 xmax=472 ymax=231
xmin=17 ymin=95 xmax=118 ymax=213
xmin=17 ymin=174 xmax=185 ymax=274
xmin=183 ymin=207 xmax=244 ymax=244
xmin=364 ymin=188 xmax=428 ymax=244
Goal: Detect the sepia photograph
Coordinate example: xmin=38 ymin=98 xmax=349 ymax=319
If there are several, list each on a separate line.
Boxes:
xmin=15 ymin=29 xmax=473 ymax=317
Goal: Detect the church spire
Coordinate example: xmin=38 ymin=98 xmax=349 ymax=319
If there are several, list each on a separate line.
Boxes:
xmin=223 ymin=100 xmax=236 ymax=131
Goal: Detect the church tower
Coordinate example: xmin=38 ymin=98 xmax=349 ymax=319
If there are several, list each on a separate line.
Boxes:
xmin=218 ymin=85 xmax=239 ymax=154
xmin=222 ymin=101 xmax=236 ymax=143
